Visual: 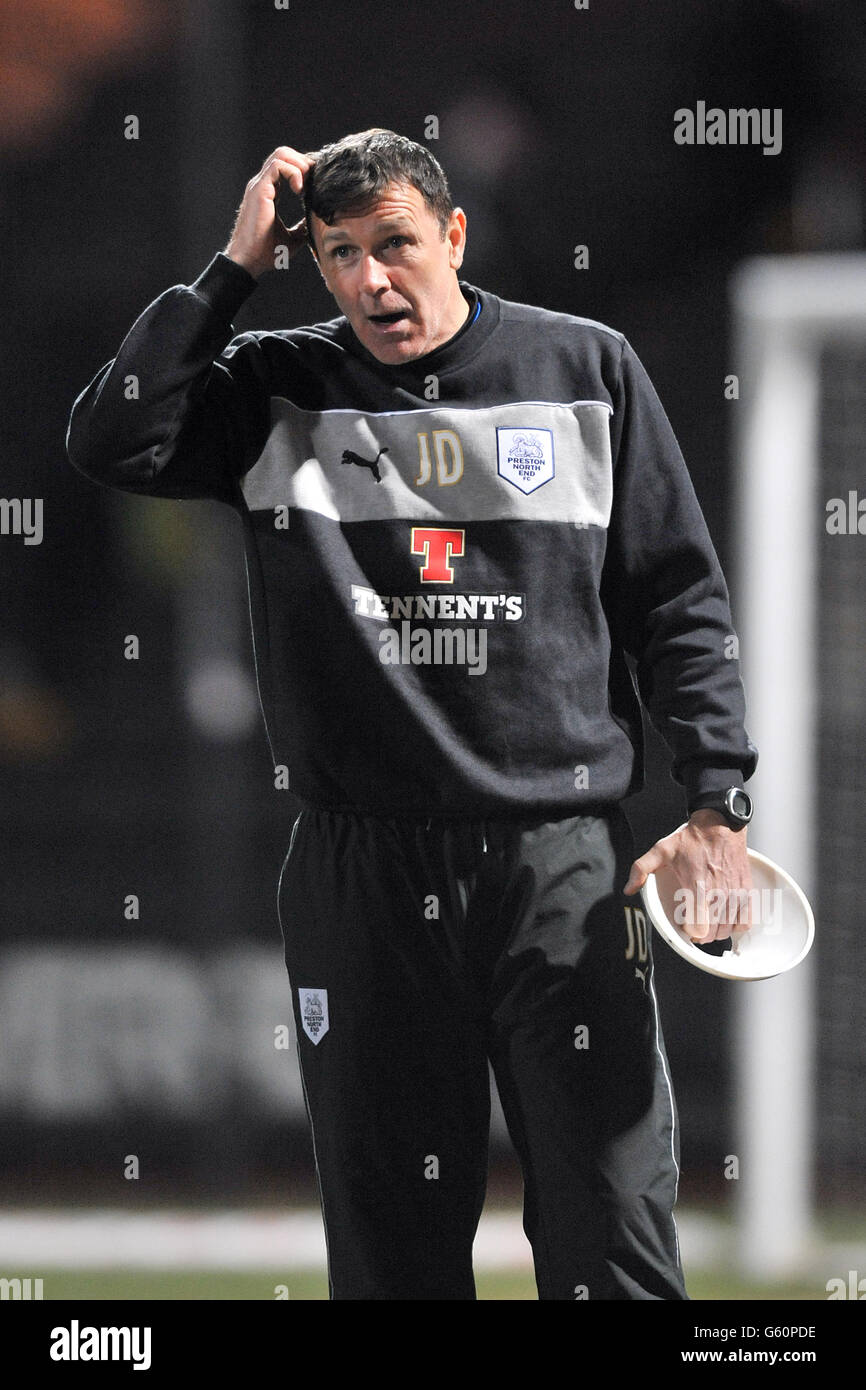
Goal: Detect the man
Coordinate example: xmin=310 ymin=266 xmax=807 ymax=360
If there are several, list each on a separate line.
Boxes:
xmin=65 ymin=128 xmax=758 ymax=1301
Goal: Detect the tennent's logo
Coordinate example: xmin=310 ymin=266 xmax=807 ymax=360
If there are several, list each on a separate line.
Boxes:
xmin=411 ymin=527 xmax=465 ymax=583
xmin=349 ymin=530 xmax=526 ymax=677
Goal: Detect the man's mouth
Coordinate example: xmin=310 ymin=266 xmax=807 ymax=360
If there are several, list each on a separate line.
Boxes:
xmin=368 ymin=309 xmax=410 ymax=329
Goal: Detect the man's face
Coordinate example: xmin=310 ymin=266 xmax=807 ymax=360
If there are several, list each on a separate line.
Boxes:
xmin=310 ymin=181 xmax=468 ymax=365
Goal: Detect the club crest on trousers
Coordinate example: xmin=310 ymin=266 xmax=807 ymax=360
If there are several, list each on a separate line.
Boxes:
xmin=299 ymin=988 xmax=329 ymax=1044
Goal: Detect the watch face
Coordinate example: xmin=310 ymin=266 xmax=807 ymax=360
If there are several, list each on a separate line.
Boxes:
xmin=729 ymin=789 xmax=751 ymax=819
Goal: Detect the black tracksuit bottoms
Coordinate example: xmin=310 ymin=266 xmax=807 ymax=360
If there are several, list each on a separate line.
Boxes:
xmin=277 ymin=805 xmax=688 ymax=1301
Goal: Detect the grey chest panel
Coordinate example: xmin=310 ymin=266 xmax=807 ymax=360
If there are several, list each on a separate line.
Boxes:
xmin=240 ymin=398 xmax=614 ymax=526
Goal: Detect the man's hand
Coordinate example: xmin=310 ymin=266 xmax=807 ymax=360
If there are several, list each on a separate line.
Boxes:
xmin=623 ymin=809 xmax=754 ymax=943
xmin=223 ymin=145 xmax=314 ymax=280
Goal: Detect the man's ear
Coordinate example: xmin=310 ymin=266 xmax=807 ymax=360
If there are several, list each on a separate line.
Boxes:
xmin=447 ymin=207 xmax=467 ymax=271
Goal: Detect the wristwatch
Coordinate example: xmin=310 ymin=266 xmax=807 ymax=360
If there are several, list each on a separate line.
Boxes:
xmin=688 ymin=787 xmax=753 ymax=830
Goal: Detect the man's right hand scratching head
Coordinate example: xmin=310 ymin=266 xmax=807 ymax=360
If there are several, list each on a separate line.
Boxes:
xmin=223 ymin=145 xmax=315 ymax=280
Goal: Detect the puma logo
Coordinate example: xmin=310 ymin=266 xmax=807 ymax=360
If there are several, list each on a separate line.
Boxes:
xmin=340 ymin=447 xmax=388 ymax=483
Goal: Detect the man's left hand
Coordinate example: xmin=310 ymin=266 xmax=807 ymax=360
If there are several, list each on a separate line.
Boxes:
xmin=623 ymin=809 xmax=754 ymax=942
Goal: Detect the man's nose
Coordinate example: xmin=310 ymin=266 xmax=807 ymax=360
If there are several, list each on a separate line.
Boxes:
xmin=357 ymin=254 xmax=391 ymax=295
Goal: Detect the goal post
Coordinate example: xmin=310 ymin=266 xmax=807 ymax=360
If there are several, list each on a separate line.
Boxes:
xmin=729 ymin=252 xmax=866 ymax=1278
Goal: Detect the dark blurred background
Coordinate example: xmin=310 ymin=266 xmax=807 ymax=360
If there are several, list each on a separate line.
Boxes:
xmin=1 ymin=0 xmax=864 ymax=1215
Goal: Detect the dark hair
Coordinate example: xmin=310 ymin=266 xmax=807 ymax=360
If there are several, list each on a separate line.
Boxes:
xmin=302 ymin=128 xmax=454 ymax=257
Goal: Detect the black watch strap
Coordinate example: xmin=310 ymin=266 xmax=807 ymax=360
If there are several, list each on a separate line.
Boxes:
xmin=688 ymin=787 xmax=753 ymax=829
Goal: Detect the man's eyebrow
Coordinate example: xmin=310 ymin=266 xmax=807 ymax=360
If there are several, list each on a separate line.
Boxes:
xmin=321 ymin=219 xmax=413 ymax=246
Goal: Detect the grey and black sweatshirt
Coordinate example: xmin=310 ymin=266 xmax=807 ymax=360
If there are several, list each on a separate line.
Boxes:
xmin=65 ymin=252 xmax=758 ymax=820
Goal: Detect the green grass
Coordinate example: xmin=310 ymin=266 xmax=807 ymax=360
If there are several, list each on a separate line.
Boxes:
xmin=31 ymin=1268 xmax=823 ymax=1300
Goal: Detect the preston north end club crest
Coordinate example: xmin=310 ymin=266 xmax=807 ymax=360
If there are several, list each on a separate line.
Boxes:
xmin=496 ymin=427 xmax=555 ymax=494
xmin=299 ymin=988 xmax=330 ymax=1044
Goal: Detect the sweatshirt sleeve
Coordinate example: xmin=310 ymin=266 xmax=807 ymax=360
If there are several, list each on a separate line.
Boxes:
xmin=65 ymin=254 xmax=271 ymax=506
xmin=600 ymin=336 xmax=758 ymax=808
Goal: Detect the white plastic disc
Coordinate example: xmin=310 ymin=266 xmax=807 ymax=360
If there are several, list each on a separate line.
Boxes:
xmin=639 ymin=827 xmax=816 ymax=981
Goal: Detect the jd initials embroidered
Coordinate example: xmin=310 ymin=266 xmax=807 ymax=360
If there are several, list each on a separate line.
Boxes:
xmin=299 ymin=988 xmax=330 ymax=1044
xmin=496 ymin=427 xmax=555 ymax=494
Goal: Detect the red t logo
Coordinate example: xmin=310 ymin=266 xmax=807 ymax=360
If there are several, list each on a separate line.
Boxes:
xmin=410 ymin=527 xmax=465 ymax=583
